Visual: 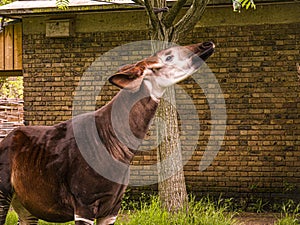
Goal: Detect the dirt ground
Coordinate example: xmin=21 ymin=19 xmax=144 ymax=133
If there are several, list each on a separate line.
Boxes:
xmin=235 ymin=213 xmax=281 ymax=225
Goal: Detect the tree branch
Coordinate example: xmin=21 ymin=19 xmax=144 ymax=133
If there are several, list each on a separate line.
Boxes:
xmin=162 ymin=0 xmax=188 ymax=28
xmin=174 ymin=0 xmax=210 ymax=38
xmin=143 ymin=0 xmax=160 ymax=30
xmin=154 ymin=7 xmax=169 ymax=14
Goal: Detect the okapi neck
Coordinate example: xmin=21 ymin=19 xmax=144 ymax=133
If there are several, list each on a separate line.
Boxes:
xmin=94 ymin=83 xmax=158 ymax=162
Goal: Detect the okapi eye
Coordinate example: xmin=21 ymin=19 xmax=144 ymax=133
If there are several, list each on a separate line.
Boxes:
xmin=165 ymin=55 xmax=174 ymax=62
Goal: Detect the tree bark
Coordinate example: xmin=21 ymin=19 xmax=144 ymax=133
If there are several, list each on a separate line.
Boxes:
xmin=156 ymin=85 xmax=188 ymax=212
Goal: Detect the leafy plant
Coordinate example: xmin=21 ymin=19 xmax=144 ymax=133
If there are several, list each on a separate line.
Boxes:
xmin=248 ymin=198 xmax=269 ymax=213
xmin=275 ymin=200 xmax=300 ymax=225
xmin=240 ymin=0 xmax=256 ymax=9
xmin=281 ymin=200 xmax=299 ymax=214
xmin=0 ymin=77 xmax=23 ymax=99
xmin=276 ymin=216 xmax=299 ymax=225
xmin=56 ymin=0 xmax=69 ymax=9
xmin=232 ymin=0 xmax=256 ymax=12
xmin=0 ymin=0 xmax=13 ymax=6
xmin=275 ymin=216 xmax=299 ymax=225
xmin=283 ymin=181 xmax=296 ymax=193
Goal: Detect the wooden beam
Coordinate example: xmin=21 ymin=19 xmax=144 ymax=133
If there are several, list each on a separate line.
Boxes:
xmin=0 ymin=70 xmax=22 ymax=77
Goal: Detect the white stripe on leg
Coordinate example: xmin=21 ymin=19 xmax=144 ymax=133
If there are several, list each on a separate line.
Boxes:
xmin=75 ymin=214 xmax=94 ymax=225
xmin=96 ymin=216 xmax=117 ymax=225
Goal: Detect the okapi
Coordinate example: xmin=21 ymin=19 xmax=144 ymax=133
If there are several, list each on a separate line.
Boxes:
xmin=0 ymin=42 xmax=214 ymax=225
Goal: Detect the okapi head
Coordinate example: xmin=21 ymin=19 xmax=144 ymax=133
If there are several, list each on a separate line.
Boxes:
xmin=109 ymin=42 xmax=215 ymax=99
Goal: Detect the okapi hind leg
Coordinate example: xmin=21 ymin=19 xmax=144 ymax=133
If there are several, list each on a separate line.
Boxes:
xmin=0 ymin=189 xmax=12 ymax=225
xmin=11 ymin=195 xmax=38 ymax=225
xmin=74 ymin=215 xmax=94 ymax=225
xmin=0 ymin=161 xmax=13 ymax=225
xmin=0 ymin=139 xmax=14 ymax=225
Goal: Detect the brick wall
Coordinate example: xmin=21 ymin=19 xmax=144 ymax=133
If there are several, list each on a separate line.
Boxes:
xmin=22 ymin=9 xmax=300 ymax=203
xmin=183 ymin=23 xmax=300 ymax=202
xmin=23 ymin=31 xmax=148 ymax=125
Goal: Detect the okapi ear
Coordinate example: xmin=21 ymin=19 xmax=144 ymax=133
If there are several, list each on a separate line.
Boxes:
xmin=109 ymin=64 xmax=144 ymax=91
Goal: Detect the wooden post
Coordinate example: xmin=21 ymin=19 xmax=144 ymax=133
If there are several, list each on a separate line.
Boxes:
xmin=4 ymin=25 xmax=14 ymax=70
xmin=0 ymin=29 xmax=4 ymax=70
xmin=14 ymin=23 xmax=22 ymax=70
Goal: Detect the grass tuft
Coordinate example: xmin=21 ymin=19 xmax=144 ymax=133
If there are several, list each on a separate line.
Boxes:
xmin=116 ymin=195 xmax=238 ymax=225
xmin=275 ymin=216 xmax=299 ymax=225
xmin=275 ymin=199 xmax=300 ymax=225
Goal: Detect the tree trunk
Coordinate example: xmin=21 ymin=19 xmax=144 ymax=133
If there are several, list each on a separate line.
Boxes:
xmin=150 ymin=21 xmax=188 ymax=212
xmin=143 ymin=0 xmax=210 ymax=213
xmin=156 ymin=85 xmax=188 ymax=212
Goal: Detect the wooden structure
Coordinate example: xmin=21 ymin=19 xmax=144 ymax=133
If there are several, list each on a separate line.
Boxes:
xmin=0 ymin=20 xmax=23 ymax=139
xmin=0 ymin=98 xmax=24 ymax=140
xmin=0 ymin=22 xmax=22 ymax=76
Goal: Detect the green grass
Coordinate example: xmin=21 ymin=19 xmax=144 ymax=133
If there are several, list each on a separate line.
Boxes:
xmin=4 ymin=196 xmax=300 ymax=225
xmin=5 ymin=211 xmax=18 ymax=225
xmin=275 ymin=216 xmax=299 ymax=225
xmin=5 ymin=196 xmax=237 ymax=225
xmin=5 ymin=211 xmax=74 ymax=225
xmin=275 ymin=199 xmax=300 ymax=225
xmin=115 ymin=196 xmax=238 ymax=225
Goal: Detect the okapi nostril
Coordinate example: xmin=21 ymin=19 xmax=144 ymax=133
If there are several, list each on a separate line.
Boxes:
xmin=201 ymin=41 xmax=214 ymax=49
xmin=197 ymin=41 xmax=215 ymax=61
